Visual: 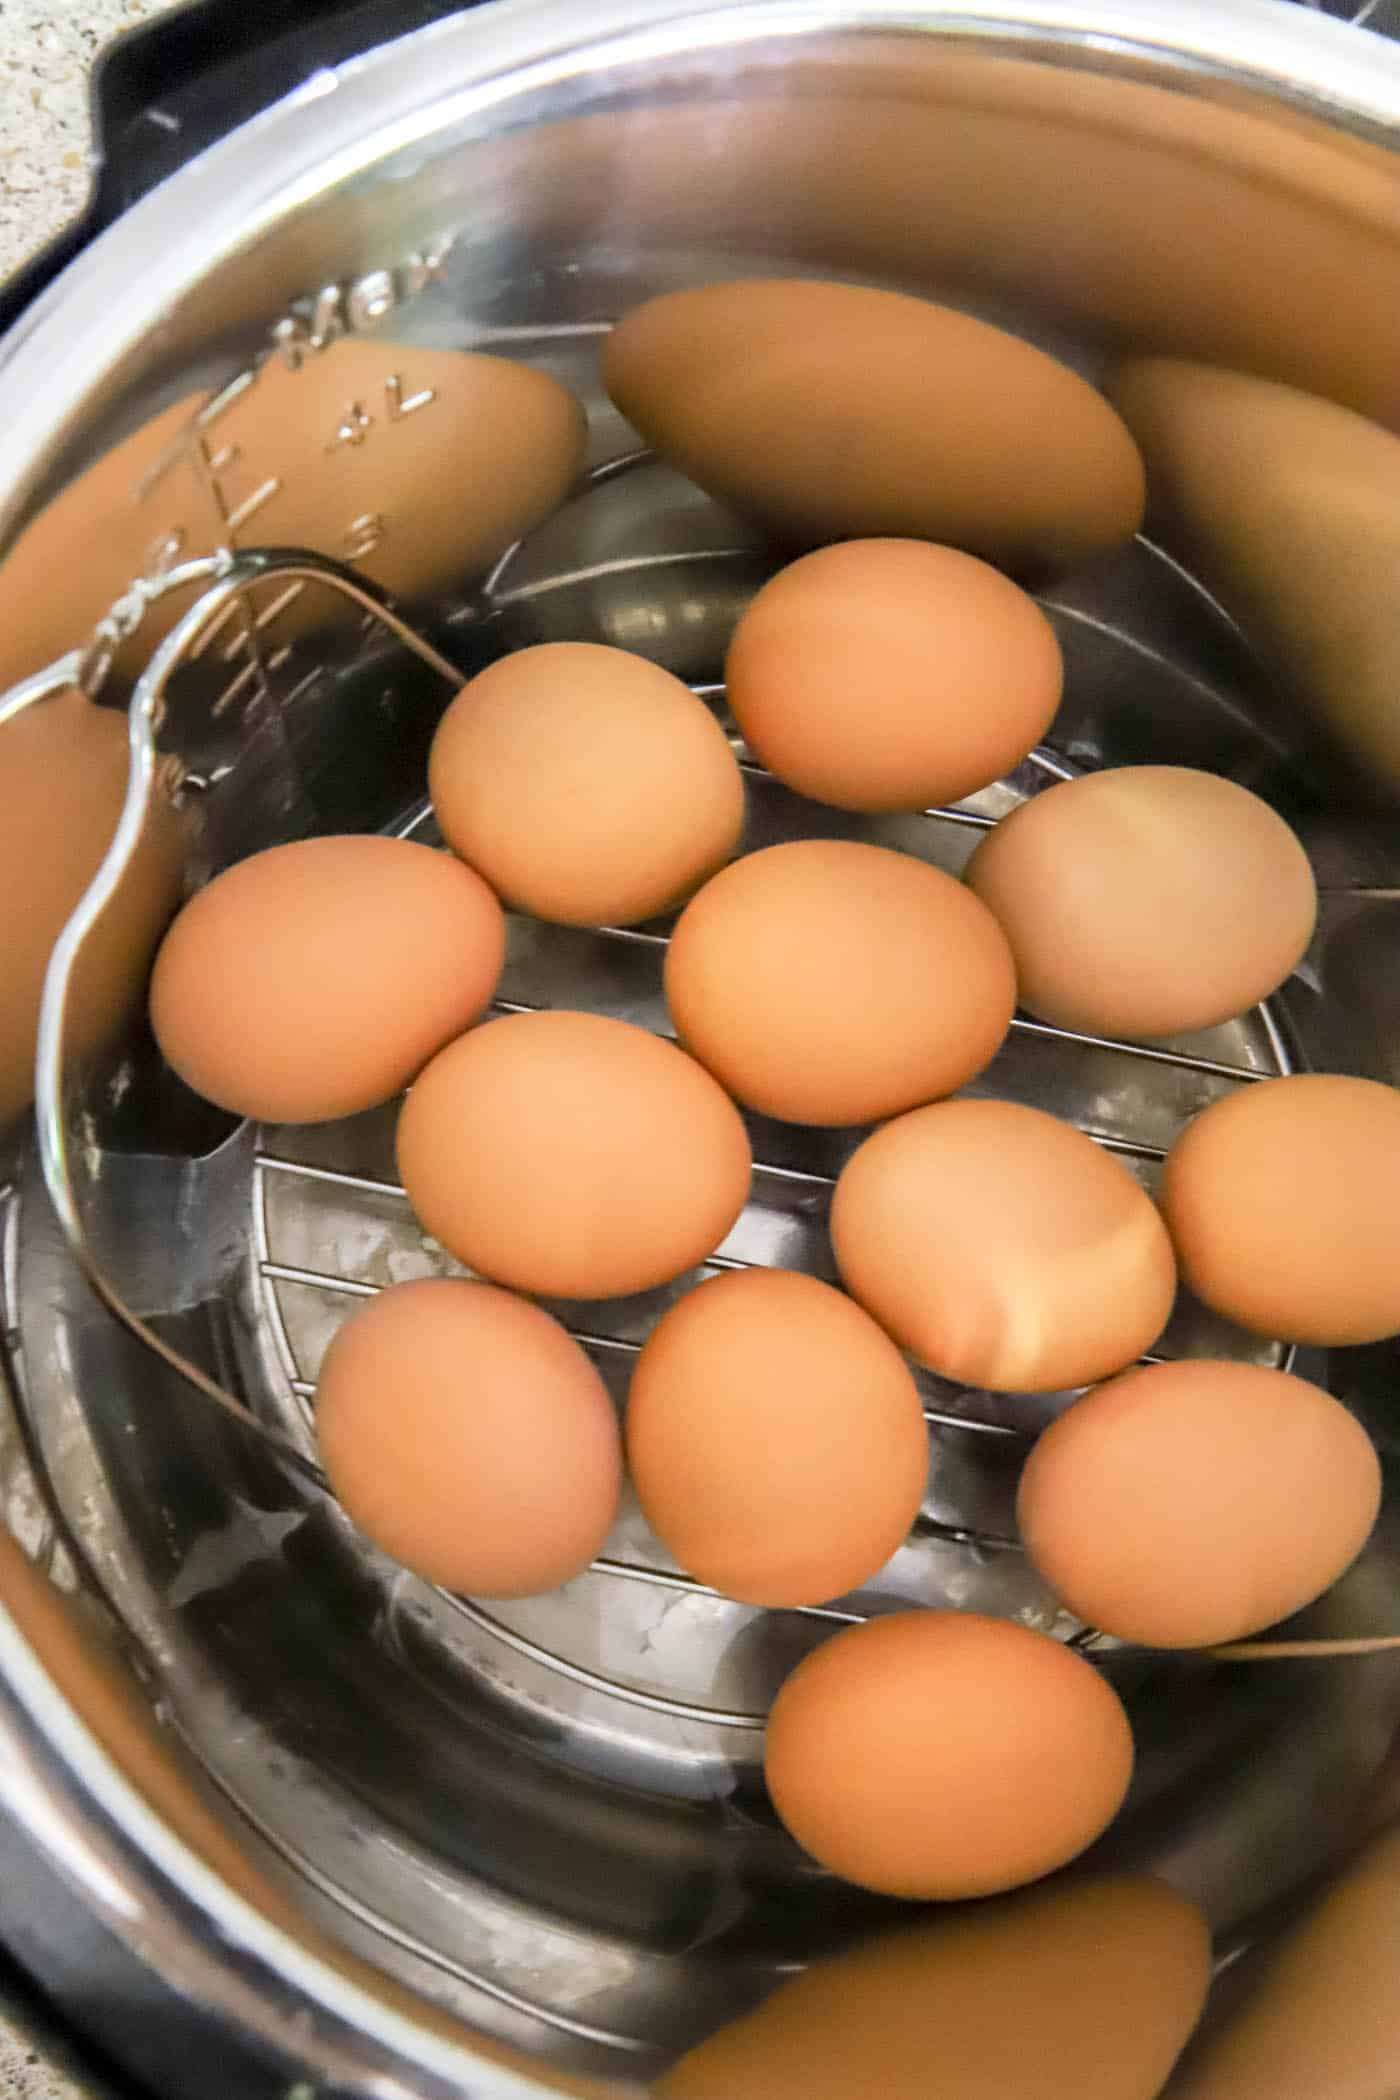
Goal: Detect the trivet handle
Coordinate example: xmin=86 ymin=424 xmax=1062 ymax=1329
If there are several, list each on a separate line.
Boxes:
xmin=33 ymin=546 xmax=463 ymax=1485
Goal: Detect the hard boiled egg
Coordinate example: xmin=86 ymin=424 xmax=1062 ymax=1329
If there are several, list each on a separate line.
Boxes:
xmin=396 ymin=1009 xmax=751 ymax=1299
xmin=1017 ymin=1359 xmax=1381 ymax=1648
xmin=665 ymin=840 xmax=1015 ymax=1126
xmin=1162 ymin=1073 xmax=1400 ymax=1346
xmin=604 ymin=280 xmax=1145 ymax=568
xmin=430 ymin=642 xmax=744 ymax=926
xmin=316 ymin=1277 xmax=621 ymax=1596
xmin=764 ymin=1610 xmax=1134 ymax=1899
xmin=626 ymin=1268 xmax=928 ymax=1607
xmin=831 ymin=1099 xmax=1176 ymax=1392
xmin=662 ymin=1872 xmax=1209 ymax=2100
xmin=149 ymin=834 xmax=505 ymax=1123
xmin=727 ymin=539 xmax=1062 ymax=812
xmin=965 ymin=766 xmax=1316 ymax=1041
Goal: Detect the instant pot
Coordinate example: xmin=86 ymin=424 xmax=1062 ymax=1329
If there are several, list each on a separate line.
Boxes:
xmin=4 ymin=1 xmax=1400 ymax=2094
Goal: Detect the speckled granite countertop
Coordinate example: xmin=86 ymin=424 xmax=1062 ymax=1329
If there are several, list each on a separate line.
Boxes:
xmin=0 ymin=0 xmax=181 ymax=281
xmin=0 ymin=1960 xmax=127 ymax=2100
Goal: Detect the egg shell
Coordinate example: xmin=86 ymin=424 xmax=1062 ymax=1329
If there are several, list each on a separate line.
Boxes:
xmin=726 ymin=539 xmax=1063 ymax=813
xmin=1017 ymin=1359 xmax=1380 ymax=1650
xmin=149 ymin=834 xmax=506 ymax=1123
xmin=430 ymin=642 xmax=745 ymax=926
xmin=603 ymin=279 xmax=1145 ymax=569
xmin=626 ymin=1268 xmax=929 ymax=1608
xmin=764 ymin=1610 xmax=1134 ymax=1900
xmin=661 ymin=1872 xmax=1210 ymax=2100
xmin=1161 ymin=1073 xmax=1400 ymax=1346
xmin=0 ymin=342 xmax=587 ymax=697
xmin=965 ymin=765 xmax=1316 ymax=1041
xmin=831 ymin=1099 xmax=1176 ymax=1392
xmin=396 ymin=1009 xmax=752 ymax=1299
xmin=665 ymin=840 xmax=1016 ymax=1126
xmin=316 ymin=1277 xmax=621 ymax=1596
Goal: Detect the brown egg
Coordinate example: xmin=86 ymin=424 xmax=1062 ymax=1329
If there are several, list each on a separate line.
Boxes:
xmin=396 ymin=1010 xmax=751 ymax=1299
xmin=316 ymin=1278 xmax=620 ymax=1596
xmin=626 ymin=1269 xmax=928 ymax=1607
xmin=661 ymin=1872 xmax=1210 ymax=2100
xmin=0 ymin=342 xmax=586 ymax=698
xmin=1161 ymin=1073 xmax=1400 ymax=1345
xmin=149 ymin=835 xmax=505 ymax=1123
xmin=603 ymin=280 xmax=1145 ymax=569
xmin=831 ymin=1100 xmax=1176 ymax=1392
xmin=1112 ymin=358 xmax=1400 ymax=786
xmin=1017 ymin=1360 xmax=1381 ymax=1649
xmin=726 ymin=540 xmax=1063 ymax=813
xmin=1 ymin=687 xmax=181 ymax=1130
xmin=665 ymin=841 xmax=1016 ymax=1126
xmin=764 ymin=1611 xmax=1134 ymax=1899
xmin=1170 ymin=1826 xmax=1400 ymax=2100
xmin=429 ymin=642 xmax=744 ymax=926
xmin=965 ymin=767 xmax=1316 ymax=1040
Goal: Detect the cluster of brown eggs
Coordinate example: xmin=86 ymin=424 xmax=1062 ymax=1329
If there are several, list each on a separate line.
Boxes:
xmin=146 ymin=279 xmax=1393 ymax=1908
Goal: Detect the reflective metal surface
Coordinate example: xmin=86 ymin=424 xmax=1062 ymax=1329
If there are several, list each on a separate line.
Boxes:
xmin=4 ymin=2 xmax=1400 ymax=2096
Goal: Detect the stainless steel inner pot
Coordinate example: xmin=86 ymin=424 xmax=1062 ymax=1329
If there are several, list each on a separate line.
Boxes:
xmin=5 ymin=3 xmax=1400 ymax=2095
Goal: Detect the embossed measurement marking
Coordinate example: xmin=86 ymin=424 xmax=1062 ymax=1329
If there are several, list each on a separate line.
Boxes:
xmin=70 ymin=233 xmax=461 ymax=726
xmin=271 ymin=235 xmax=456 ymax=370
xmin=327 ymin=375 xmax=437 ymax=453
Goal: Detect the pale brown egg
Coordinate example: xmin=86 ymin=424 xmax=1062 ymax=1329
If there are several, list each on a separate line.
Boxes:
xmin=831 ymin=1100 xmax=1176 ymax=1392
xmin=964 ymin=766 xmax=1316 ymax=1040
xmin=0 ymin=342 xmax=586 ymax=698
xmin=764 ymin=1611 xmax=1134 ymax=1899
xmin=316 ymin=1278 xmax=621 ymax=1596
xmin=1161 ymin=1073 xmax=1400 ymax=1345
xmin=396 ymin=1009 xmax=751 ymax=1298
xmin=665 ymin=841 xmax=1016 ymax=1126
xmin=1 ymin=687 xmax=182 ymax=1130
xmin=603 ymin=280 xmax=1145 ymax=569
xmin=429 ymin=642 xmax=744 ymax=926
xmin=1170 ymin=1826 xmax=1400 ymax=2100
xmin=1017 ymin=1360 xmax=1380 ymax=1650
xmin=661 ymin=1872 xmax=1210 ymax=2100
xmin=726 ymin=540 xmax=1063 ymax=813
xmin=149 ymin=835 xmax=505 ymax=1123
xmin=1112 ymin=357 xmax=1400 ymax=786
xmin=626 ymin=1269 xmax=928 ymax=1608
